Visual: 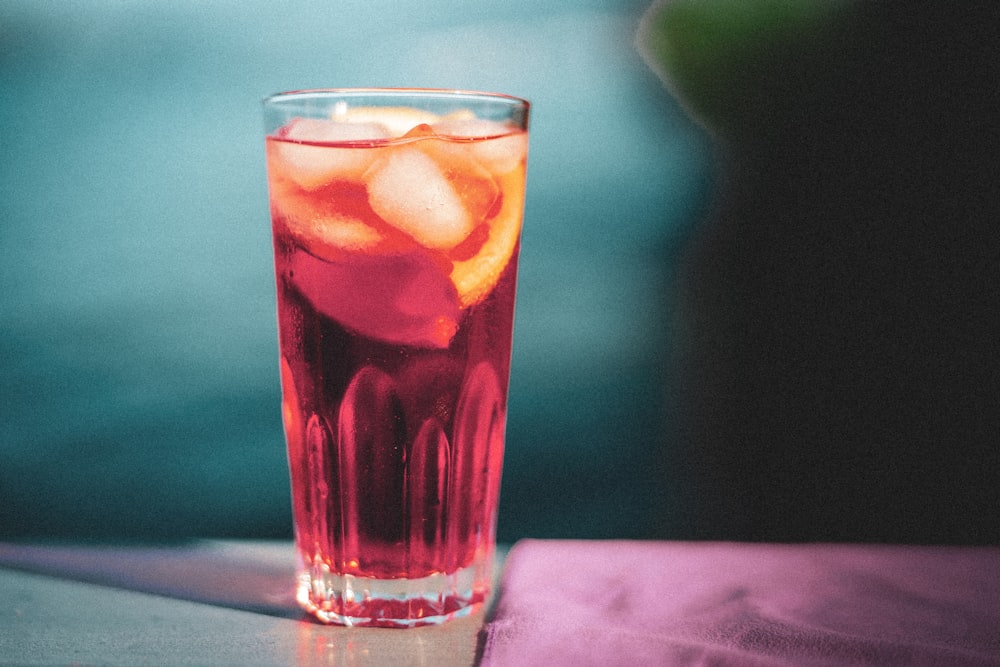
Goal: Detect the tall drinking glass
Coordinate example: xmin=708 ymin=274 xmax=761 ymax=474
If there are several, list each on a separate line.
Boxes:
xmin=262 ymin=89 xmax=529 ymax=627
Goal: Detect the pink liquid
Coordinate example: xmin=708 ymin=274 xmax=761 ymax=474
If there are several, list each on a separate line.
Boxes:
xmin=266 ymin=114 xmax=526 ymax=626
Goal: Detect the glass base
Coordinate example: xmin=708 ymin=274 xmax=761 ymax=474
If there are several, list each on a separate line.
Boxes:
xmin=296 ymin=557 xmax=491 ymax=628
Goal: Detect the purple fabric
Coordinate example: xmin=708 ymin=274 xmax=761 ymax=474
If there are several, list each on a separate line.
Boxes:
xmin=482 ymin=540 xmax=1000 ymax=666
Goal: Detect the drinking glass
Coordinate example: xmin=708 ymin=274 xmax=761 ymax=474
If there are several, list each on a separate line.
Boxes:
xmin=262 ymin=89 xmax=529 ymax=627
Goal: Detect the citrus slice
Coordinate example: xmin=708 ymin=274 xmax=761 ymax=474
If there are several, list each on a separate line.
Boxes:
xmin=450 ymin=167 xmax=526 ymax=307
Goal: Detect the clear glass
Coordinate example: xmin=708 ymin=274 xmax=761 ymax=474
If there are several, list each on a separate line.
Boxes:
xmin=262 ymin=89 xmax=529 ymax=627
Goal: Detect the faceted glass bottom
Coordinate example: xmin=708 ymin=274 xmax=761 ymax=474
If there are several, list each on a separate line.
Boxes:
xmin=296 ymin=555 xmax=492 ymax=628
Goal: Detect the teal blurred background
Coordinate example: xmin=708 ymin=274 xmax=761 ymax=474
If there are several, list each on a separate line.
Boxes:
xmin=1 ymin=0 xmax=713 ymax=541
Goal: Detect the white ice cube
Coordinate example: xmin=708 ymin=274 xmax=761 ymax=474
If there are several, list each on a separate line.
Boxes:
xmin=431 ymin=118 xmax=527 ymax=175
xmin=285 ymin=116 xmax=392 ymax=143
xmin=430 ymin=118 xmax=511 ymax=139
xmin=276 ymin=117 xmax=392 ymax=188
xmin=295 ymin=213 xmax=384 ymax=255
xmin=333 ymin=106 xmax=442 ymax=137
xmin=365 ymin=147 xmax=474 ymax=250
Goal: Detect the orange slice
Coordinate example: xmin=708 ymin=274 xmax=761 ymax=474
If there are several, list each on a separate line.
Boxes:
xmin=450 ymin=167 xmax=526 ymax=307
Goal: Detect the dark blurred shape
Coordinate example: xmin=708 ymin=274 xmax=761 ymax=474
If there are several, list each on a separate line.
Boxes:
xmin=651 ymin=1 xmax=1000 ymax=543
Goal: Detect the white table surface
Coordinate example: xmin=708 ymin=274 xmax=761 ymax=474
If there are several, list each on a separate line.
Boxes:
xmin=0 ymin=540 xmax=497 ymax=666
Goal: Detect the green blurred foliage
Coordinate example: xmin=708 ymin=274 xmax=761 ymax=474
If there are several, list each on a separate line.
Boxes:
xmin=638 ymin=0 xmax=841 ymax=140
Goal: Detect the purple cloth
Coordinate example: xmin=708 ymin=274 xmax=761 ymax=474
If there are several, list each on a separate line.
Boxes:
xmin=482 ymin=540 xmax=1000 ymax=666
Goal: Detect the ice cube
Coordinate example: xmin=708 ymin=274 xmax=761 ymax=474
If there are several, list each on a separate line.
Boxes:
xmin=431 ymin=119 xmax=527 ymax=175
xmin=293 ymin=213 xmax=384 ymax=258
xmin=401 ymin=123 xmax=436 ymax=139
xmin=430 ymin=118 xmax=511 ymax=139
xmin=286 ymin=117 xmax=383 ymax=142
xmin=275 ymin=117 xmax=392 ymax=187
xmin=430 ymin=146 xmax=501 ymax=223
xmin=333 ymin=106 xmax=442 ymax=137
xmin=474 ymin=131 xmax=528 ymax=176
xmin=269 ymin=171 xmax=387 ymax=260
xmin=288 ymin=249 xmax=460 ymax=349
xmin=364 ymin=147 xmax=476 ymax=250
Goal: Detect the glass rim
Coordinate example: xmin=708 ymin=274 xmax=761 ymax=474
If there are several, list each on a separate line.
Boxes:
xmin=262 ymin=87 xmax=530 ymax=109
